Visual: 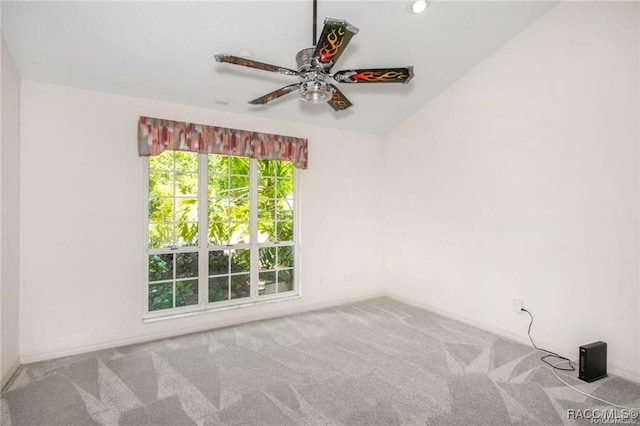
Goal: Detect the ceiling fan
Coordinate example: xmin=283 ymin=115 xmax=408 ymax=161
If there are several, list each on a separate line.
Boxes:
xmin=214 ymin=1 xmax=414 ymax=111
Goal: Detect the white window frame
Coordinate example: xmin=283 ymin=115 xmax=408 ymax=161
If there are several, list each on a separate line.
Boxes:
xmin=143 ymin=153 xmax=301 ymax=321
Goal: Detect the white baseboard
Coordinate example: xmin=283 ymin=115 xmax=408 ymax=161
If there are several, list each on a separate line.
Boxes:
xmin=383 ymin=291 xmax=640 ymax=385
xmin=1 ymin=358 xmax=21 ymax=391
xmin=18 ymin=291 xmax=640 ymax=385
xmin=20 ymin=293 xmax=384 ymax=365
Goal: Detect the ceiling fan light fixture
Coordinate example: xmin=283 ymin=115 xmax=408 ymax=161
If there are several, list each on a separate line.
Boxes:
xmin=299 ymin=79 xmax=333 ymax=104
xmin=301 ymin=90 xmax=331 ymax=104
xmin=409 ymin=0 xmax=429 ymax=14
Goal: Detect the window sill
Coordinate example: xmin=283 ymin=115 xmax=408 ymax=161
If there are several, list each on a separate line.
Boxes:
xmin=142 ymin=293 xmax=301 ymax=324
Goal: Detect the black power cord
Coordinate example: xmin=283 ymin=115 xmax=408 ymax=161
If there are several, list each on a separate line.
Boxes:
xmin=521 ymin=309 xmax=638 ymax=409
xmin=521 ymin=308 xmax=575 ymax=372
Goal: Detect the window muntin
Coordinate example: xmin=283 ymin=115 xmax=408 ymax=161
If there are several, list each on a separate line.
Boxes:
xmin=258 ymin=246 xmax=294 ymax=295
xmin=257 ymin=160 xmax=294 ymax=243
xmin=207 ymin=248 xmax=251 ymax=302
xmin=148 ymin=151 xmax=199 ymax=249
xmin=148 ymin=251 xmax=199 ymax=311
xmin=256 ymin=159 xmax=295 ymax=296
xmin=145 ymin=152 xmax=297 ymax=318
xmin=207 ymin=155 xmax=251 ymax=245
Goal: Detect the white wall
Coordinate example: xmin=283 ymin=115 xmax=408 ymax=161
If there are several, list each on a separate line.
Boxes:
xmin=13 ymin=1 xmax=640 ymax=385
xmin=383 ymin=1 xmax=639 ymax=381
xmin=19 ymin=81 xmax=384 ymax=361
xmin=1 ymin=33 xmax=22 ymax=386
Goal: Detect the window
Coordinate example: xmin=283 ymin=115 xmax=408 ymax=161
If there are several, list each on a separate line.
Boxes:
xmin=145 ymin=151 xmax=298 ymax=318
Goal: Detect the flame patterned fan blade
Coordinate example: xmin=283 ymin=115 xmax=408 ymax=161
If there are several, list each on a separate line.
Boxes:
xmin=327 ymin=84 xmax=353 ymax=111
xmin=215 ymin=54 xmax=299 ymax=76
xmin=312 ymin=18 xmax=359 ymax=70
xmin=214 ymin=14 xmax=415 ymax=110
xmin=249 ymin=83 xmax=302 ymax=105
xmin=333 ymin=67 xmax=414 ymax=84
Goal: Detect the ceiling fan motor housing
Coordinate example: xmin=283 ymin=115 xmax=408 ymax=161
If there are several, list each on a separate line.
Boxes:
xmin=296 ymin=47 xmax=316 ymax=72
xmin=296 ymin=47 xmax=334 ymax=103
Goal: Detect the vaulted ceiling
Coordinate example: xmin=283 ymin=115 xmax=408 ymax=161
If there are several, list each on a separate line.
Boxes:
xmin=1 ymin=1 xmax=557 ymax=134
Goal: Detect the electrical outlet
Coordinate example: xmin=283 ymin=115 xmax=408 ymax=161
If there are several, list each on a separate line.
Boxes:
xmin=513 ymin=298 xmax=523 ymax=313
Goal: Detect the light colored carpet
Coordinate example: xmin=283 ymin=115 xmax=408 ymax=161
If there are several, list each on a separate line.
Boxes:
xmin=2 ymin=297 xmax=639 ymax=425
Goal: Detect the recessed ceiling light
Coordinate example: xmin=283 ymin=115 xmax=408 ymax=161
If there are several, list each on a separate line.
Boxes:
xmin=409 ymin=0 xmax=429 ymax=14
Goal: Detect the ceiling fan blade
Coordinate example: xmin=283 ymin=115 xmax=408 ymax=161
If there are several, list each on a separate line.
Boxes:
xmin=312 ymin=18 xmax=359 ymax=70
xmin=215 ymin=54 xmax=299 ymax=76
xmin=248 ymin=83 xmax=302 ymax=105
xmin=327 ymin=84 xmax=353 ymax=111
xmin=333 ymin=67 xmax=414 ymax=84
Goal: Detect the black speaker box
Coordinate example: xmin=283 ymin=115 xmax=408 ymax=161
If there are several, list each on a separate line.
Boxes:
xmin=578 ymin=341 xmax=607 ymax=382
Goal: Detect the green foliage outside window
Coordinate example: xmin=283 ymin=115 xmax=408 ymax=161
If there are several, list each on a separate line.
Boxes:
xmin=147 ymin=152 xmax=294 ymax=312
xmin=148 ymin=252 xmax=198 ymax=311
xmin=148 ymin=152 xmax=199 ymax=249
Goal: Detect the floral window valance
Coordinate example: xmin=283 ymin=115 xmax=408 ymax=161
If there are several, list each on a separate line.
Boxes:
xmin=138 ymin=116 xmax=308 ymax=169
